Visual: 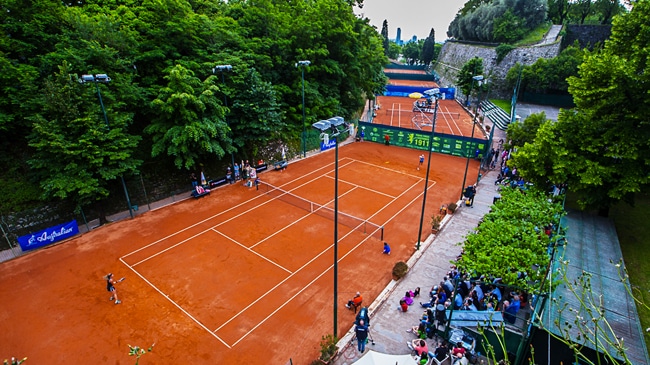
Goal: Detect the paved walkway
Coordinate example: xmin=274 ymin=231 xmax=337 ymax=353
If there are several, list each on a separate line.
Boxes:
xmin=333 ymin=166 xmax=500 ymax=364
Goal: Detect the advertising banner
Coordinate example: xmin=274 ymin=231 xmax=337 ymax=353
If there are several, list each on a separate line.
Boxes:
xmin=18 ymin=220 xmax=79 ymax=251
xmin=359 ymin=122 xmax=486 ymax=158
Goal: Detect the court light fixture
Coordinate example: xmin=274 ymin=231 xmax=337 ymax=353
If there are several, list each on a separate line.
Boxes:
xmin=312 ymin=116 xmax=345 ymax=337
xmin=213 ymin=64 xmax=235 ymax=169
xmin=296 ymin=60 xmax=311 ymax=158
xmin=79 ymin=73 xmax=134 ymax=219
xmin=416 ymin=89 xmax=443 ymax=250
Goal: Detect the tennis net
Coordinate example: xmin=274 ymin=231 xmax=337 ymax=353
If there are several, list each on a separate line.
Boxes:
xmin=258 ymin=182 xmax=384 ymax=241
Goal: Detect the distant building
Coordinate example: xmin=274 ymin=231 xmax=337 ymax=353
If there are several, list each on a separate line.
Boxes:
xmin=396 ymin=28 xmax=402 ymax=45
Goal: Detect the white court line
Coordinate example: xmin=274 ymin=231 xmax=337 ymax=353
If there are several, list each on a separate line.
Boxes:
xmin=438 ymin=106 xmax=454 ymax=135
xmin=120 ymin=158 xmax=355 ymax=262
xmin=228 ymin=174 xmax=434 ymax=346
xmin=119 ymin=258 xmax=232 ymax=348
xmin=213 ymin=221 xmax=361 ymax=335
xmin=331 ymin=177 xmax=397 ymax=199
xmin=443 ymin=105 xmax=463 ymax=135
xmin=348 ymin=158 xmax=425 ymax=180
xmin=212 ymin=229 xmax=292 ymax=274
xmin=131 ymin=230 xmax=209 ymax=267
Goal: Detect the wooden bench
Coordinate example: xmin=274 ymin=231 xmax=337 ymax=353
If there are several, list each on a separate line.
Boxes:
xmin=273 ymin=160 xmax=288 ymax=171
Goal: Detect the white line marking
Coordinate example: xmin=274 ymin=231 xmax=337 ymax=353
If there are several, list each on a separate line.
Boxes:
xmin=119 ymin=258 xmax=231 ymax=348
xmin=211 ymin=229 xmax=292 ymax=274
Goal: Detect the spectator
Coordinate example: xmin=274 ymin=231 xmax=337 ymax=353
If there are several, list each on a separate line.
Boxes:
xmin=434 ymin=342 xmax=449 ymax=362
xmin=408 ymin=339 xmax=429 ymax=357
xmin=503 ymin=295 xmax=521 ymax=324
xmin=346 ymin=292 xmax=363 ymax=310
xmin=355 ymin=319 xmax=369 ymax=353
xmin=402 ymin=291 xmax=414 ymax=306
xmin=399 ymin=299 xmax=408 ymax=312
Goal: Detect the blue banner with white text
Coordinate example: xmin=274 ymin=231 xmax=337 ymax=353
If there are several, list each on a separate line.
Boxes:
xmin=18 ymin=220 xmax=79 ymax=251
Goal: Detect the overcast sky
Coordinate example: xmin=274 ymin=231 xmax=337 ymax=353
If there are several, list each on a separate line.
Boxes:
xmin=354 ymin=1 xmax=464 ymax=41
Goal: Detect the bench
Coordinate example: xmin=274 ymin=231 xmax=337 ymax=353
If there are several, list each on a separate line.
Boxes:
xmin=273 ymin=160 xmax=288 ymax=171
xmin=191 ymin=186 xmax=210 ymax=199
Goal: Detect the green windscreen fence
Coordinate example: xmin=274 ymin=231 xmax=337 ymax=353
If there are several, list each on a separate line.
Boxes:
xmin=358 ymin=122 xmax=487 ymax=158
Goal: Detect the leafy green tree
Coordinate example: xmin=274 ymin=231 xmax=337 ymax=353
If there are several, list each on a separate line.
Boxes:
xmin=401 ymin=42 xmax=420 ymax=65
xmin=381 ymin=19 xmax=389 ymax=57
xmin=492 ymin=9 xmax=526 ymax=43
xmin=513 ymin=1 xmax=650 ymax=214
xmin=506 ymin=112 xmax=547 ymax=149
xmin=594 ymin=0 xmax=624 ymax=24
xmin=457 ymin=57 xmax=484 ymax=101
xmin=569 ymin=0 xmax=594 ymax=24
xmin=420 ymin=28 xmax=436 ymax=65
xmin=548 ymin=0 xmax=571 ymax=24
xmin=27 ymin=63 xmax=141 ymax=224
xmin=146 ymin=64 xmax=230 ymax=170
xmin=230 ymin=68 xmax=284 ymax=160
xmin=387 ymin=41 xmax=401 ymax=60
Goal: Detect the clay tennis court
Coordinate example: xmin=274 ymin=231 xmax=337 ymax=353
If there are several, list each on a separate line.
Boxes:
xmin=387 ymin=79 xmax=439 ymax=87
xmin=0 ymin=142 xmax=480 ymax=364
xmin=374 ymin=95 xmax=482 ymax=138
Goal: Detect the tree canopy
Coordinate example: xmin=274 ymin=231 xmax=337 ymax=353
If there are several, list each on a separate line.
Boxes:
xmin=0 ymin=0 xmax=388 ymax=216
xmin=511 ymin=0 xmax=650 ymax=213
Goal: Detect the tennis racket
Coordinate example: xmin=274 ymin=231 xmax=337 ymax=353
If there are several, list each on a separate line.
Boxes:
xmin=118 ymin=277 xmax=126 ymax=283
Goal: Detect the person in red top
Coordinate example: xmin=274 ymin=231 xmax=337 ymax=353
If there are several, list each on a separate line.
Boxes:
xmin=452 ymin=342 xmax=466 ymax=358
xmin=399 ymin=299 xmax=409 ymax=312
xmin=346 ymin=292 xmax=363 ymax=310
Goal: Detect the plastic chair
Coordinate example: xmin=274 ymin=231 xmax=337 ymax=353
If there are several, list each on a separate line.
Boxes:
xmin=432 ymin=354 xmax=449 ymax=365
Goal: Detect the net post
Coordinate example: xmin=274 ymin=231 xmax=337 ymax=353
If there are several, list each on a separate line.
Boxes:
xmin=380 ymin=226 xmax=384 ymax=241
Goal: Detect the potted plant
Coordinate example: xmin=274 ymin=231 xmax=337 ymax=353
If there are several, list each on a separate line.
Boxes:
xmin=318 ymin=334 xmax=339 ymax=364
xmin=431 ymin=214 xmax=443 ymax=233
xmin=392 ymin=261 xmax=409 ymax=280
xmin=447 ymin=202 xmax=457 ymax=214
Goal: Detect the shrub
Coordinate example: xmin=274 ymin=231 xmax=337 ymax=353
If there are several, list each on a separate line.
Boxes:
xmin=431 ymin=214 xmax=443 ymax=230
xmin=319 ymin=334 xmax=338 ymax=362
xmin=392 ymin=261 xmax=409 ymax=280
xmin=448 ymin=202 xmax=458 ymax=213
xmin=495 ymin=44 xmax=515 ymax=63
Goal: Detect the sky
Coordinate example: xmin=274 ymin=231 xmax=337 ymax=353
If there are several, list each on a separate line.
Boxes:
xmin=354 ymin=0 xmax=465 ymax=41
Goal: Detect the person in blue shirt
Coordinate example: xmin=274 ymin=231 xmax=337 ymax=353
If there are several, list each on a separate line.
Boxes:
xmin=355 ymin=319 xmax=369 ymax=353
xmin=382 ymin=242 xmax=391 ymax=255
xmin=503 ymin=295 xmax=521 ymax=324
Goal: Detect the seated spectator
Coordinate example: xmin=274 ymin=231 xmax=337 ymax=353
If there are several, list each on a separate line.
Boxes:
xmin=346 ymin=292 xmax=363 ymax=310
xmin=409 ymin=322 xmax=427 ymax=339
xmin=418 ymin=351 xmax=429 ymax=365
xmin=434 ymin=342 xmax=449 ymax=362
xmin=402 ymin=291 xmax=414 ymax=306
xmin=451 ymin=342 xmax=466 ymax=358
xmin=503 ymin=295 xmax=521 ymax=324
xmin=399 ymin=299 xmax=408 ymax=312
xmin=452 ymin=353 xmax=469 ymax=365
xmin=408 ymin=339 xmax=429 ymax=357
xmin=412 ymin=287 xmax=421 ymax=298
xmin=488 ymin=284 xmax=502 ymax=302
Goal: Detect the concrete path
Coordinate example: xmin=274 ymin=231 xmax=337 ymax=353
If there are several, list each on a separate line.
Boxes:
xmin=333 ymin=166 xmax=500 ymax=364
xmin=540 ymin=24 xmax=563 ymax=45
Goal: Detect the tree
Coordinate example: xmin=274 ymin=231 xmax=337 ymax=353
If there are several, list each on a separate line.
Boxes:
xmin=230 ymin=68 xmax=284 ymax=160
xmin=512 ymin=0 xmax=650 ymax=214
xmin=27 ymin=63 xmax=141 ymax=224
xmin=570 ymin=0 xmax=594 ymax=24
xmin=381 ymin=19 xmax=389 ymax=57
xmin=420 ymin=28 xmax=436 ymax=66
xmin=401 ymin=42 xmax=420 ymax=65
xmin=548 ymin=0 xmax=571 ymax=24
xmin=492 ymin=9 xmax=526 ymax=43
xmin=457 ymin=57 xmax=484 ymax=102
xmin=146 ymin=64 xmax=231 ymax=170
xmin=506 ymin=112 xmax=546 ymax=149
xmin=594 ymin=0 xmax=624 ymax=24
xmin=387 ymin=41 xmax=401 ymax=60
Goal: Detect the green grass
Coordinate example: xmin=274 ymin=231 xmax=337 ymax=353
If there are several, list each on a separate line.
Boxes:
xmin=611 ymin=194 xmax=650 ymax=350
xmin=490 ymin=98 xmax=511 ymax=113
xmin=515 ymin=22 xmax=553 ymax=46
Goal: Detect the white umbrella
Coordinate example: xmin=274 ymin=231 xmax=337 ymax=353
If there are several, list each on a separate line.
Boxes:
xmin=352 ymin=350 xmax=418 ymax=365
xmin=200 ymin=171 xmax=207 ymax=185
xmin=281 ymin=147 xmax=286 ymax=160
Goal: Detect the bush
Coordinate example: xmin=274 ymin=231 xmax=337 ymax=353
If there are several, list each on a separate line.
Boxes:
xmin=448 ymin=202 xmax=458 ymax=213
xmin=392 ymin=261 xmax=409 ymax=280
xmin=431 ymin=214 xmax=443 ymax=230
xmin=495 ymin=44 xmax=515 ymax=63
xmin=319 ymin=334 xmax=338 ymax=362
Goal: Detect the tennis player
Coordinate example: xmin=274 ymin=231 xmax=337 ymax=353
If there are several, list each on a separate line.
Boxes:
xmin=418 ymin=154 xmax=424 ymax=170
xmin=106 ymin=273 xmax=122 ymax=305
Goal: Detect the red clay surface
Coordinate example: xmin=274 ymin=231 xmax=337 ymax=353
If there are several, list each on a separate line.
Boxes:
xmin=0 ymin=142 xmax=480 ymax=364
xmin=383 ymin=69 xmax=428 ymax=75
xmin=388 ymin=79 xmax=439 ymax=87
xmin=374 ymin=95 xmax=486 ymax=139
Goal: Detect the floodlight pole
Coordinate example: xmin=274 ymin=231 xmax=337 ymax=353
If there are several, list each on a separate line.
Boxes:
xmin=214 ymin=65 xmax=235 ymax=169
xmin=312 ymin=117 xmax=343 ymax=337
xmin=296 ymin=61 xmax=310 ymax=158
xmin=416 ymin=91 xmax=441 ymax=250
xmin=460 ymin=75 xmax=484 ymax=201
xmin=81 ymin=74 xmax=134 ymax=219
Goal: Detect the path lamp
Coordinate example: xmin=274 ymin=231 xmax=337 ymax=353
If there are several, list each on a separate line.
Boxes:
xmin=296 ymin=60 xmax=311 ymax=158
xmin=312 ymin=115 xmax=345 ymax=336
xmin=79 ymin=74 xmax=134 ymax=219
xmin=416 ymin=88 xmax=443 ymax=250
xmin=460 ymin=75 xmax=484 ymax=201
xmin=213 ymin=65 xmax=235 ymax=169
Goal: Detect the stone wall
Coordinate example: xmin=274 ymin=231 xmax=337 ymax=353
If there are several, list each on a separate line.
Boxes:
xmin=434 ymin=40 xmax=562 ymax=99
xmin=563 ymin=24 xmax=611 ymax=50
